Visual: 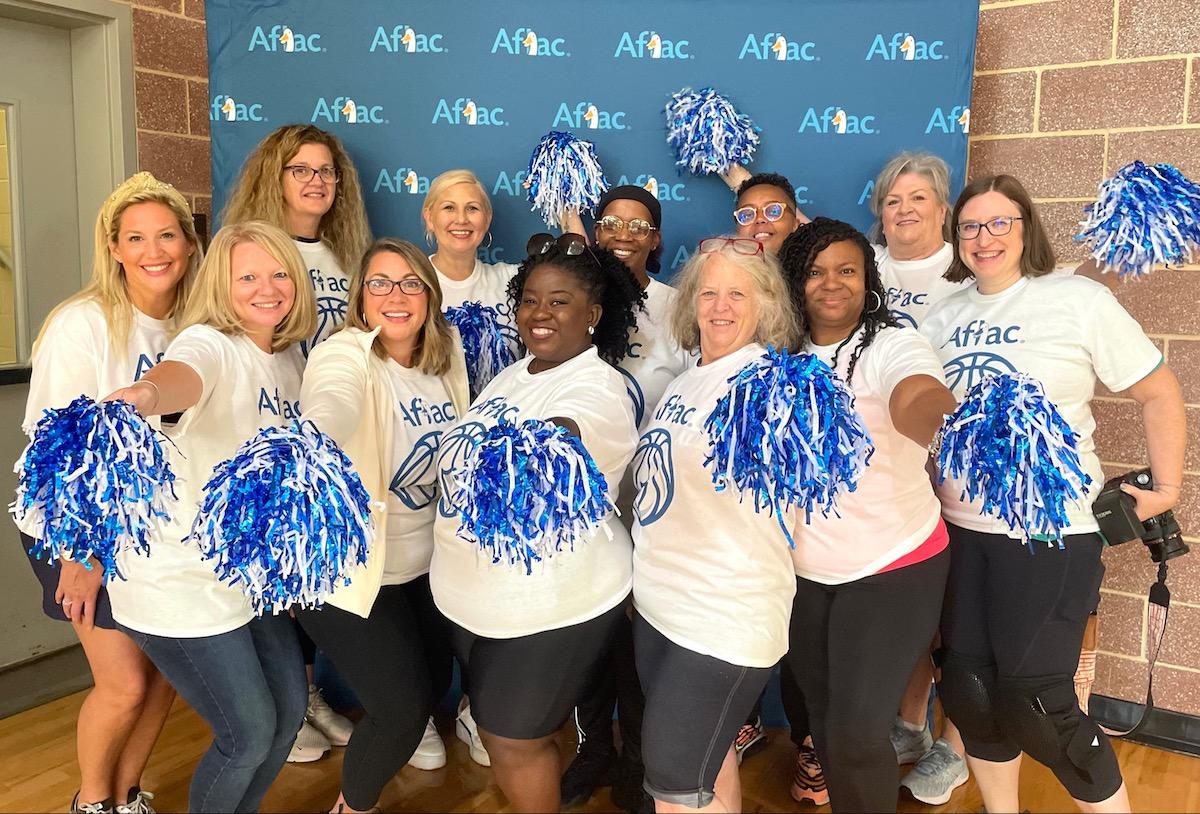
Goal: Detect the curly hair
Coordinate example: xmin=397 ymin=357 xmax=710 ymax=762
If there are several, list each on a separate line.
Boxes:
xmin=508 ymin=243 xmax=646 ymax=367
xmin=778 ymin=217 xmax=898 ymax=384
xmin=735 ymin=171 xmax=798 ymax=206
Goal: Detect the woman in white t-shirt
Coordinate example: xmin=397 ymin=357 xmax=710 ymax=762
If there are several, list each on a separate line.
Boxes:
xmin=294 ymin=238 xmax=470 ymax=813
xmin=19 ymin=172 xmax=200 ymax=814
xmin=777 ymin=218 xmax=959 ymax=813
xmin=921 ymin=175 xmax=1185 ymax=814
xmin=631 ymin=238 xmax=799 ymax=812
xmin=105 ymin=220 xmax=316 ymax=813
xmin=430 ymin=234 xmax=643 ymax=812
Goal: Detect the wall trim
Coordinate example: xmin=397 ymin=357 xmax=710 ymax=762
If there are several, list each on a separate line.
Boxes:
xmin=1091 ymin=694 xmax=1200 ymax=757
xmin=0 ymin=643 xmax=92 ymax=718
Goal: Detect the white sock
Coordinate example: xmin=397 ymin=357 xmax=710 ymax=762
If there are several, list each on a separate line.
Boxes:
xmin=897 ymin=715 xmax=926 ymax=733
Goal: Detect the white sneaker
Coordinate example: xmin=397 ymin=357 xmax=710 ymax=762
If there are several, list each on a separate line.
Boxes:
xmin=287 ymin=719 xmax=330 ymax=763
xmin=407 ymin=716 xmax=447 ymax=770
xmin=115 ymin=789 xmax=155 ymax=814
xmin=306 ymin=684 xmax=353 ymax=747
xmin=901 ymin=738 xmax=969 ymax=805
xmin=455 ymin=698 xmax=491 ymax=767
xmin=890 ymin=716 xmax=933 ymax=764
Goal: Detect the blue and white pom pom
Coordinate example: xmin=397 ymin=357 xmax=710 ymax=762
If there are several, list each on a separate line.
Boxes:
xmin=444 ymin=302 xmax=517 ymax=398
xmin=935 ymin=373 xmax=1091 ymax=546
xmin=704 ymin=348 xmax=873 ymax=546
xmin=1076 ymin=160 xmax=1200 ymax=279
xmin=524 ymin=130 xmax=609 ymax=229
xmin=665 ymin=87 xmax=760 ymax=176
xmin=187 ymin=420 xmax=373 ymax=613
xmin=451 ymin=417 xmax=613 ymax=574
xmin=12 ymin=395 xmax=174 ymax=582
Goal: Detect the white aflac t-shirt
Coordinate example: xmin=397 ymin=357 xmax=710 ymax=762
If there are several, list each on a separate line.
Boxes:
xmin=107 ymin=325 xmax=305 ymax=637
xmin=793 ymin=327 xmax=946 ymax=584
xmin=874 ymin=243 xmax=970 ymax=329
xmin=920 ymin=275 xmax=1162 ymax=538
xmin=382 ymin=359 xmax=458 ymax=586
xmin=431 ymin=257 xmax=522 ymax=366
xmin=430 ymin=347 xmax=637 ymax=638
xmin=296 ymin=238 xmax=350 ymax=354
xmin=632 ymin=343 xmax=798 ymax=668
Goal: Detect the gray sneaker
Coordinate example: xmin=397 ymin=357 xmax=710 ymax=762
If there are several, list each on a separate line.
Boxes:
xmin=890 ymin=717 xmax=933 ymax=764
xmin=901 ymin=738 xmax=969 ymax=805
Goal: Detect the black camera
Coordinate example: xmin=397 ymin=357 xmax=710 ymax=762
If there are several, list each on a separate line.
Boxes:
xmin=1093 ymin=469 xmax=1189 ymax=563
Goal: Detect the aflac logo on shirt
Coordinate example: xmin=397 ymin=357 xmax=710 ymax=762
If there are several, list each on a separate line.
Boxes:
xmin=374 ymin=168 xmax=431 ymax=194
xmin=311 ymin=96 xmax=387 ymax=124
xmin=492 ymin=27 xmax=568 ymax=57
xmin=553 ymin=101 xmax=628 ymax=130
xmin=939 ymin=319 xmax=1022 ymax=390
xmin=614 ymin=30 xmax=690 ymax=59
xmin=738 ymin=33 xmax=818 ymax=61
xmin=632 ymin=428 xmax=675 ymax=525
xmin=248 ymin=25 xmax=324 ymax=52
xmin=798 ymin=106 xmax=877 ymax=135
xmin=866 ymin=32 xmax=946 ymax=61
xmin=210 ymin=95 xmax=266 ymax=122
xmin=614 ymin=174 xmax=687 ymax=202
xmin=432 ymin=98 xmax=507 ymax=126
xmin=926 ymin=106 xmax=970 ymax=134
xmin=369 ymin=25 xmax=446 ymax=53
xmin=390 ymin=429 xmax=443 ymax=510
xmin=258 ymin=387 xmax=300 ymax=420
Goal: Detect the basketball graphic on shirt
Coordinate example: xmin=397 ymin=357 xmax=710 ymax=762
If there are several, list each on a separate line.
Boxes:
xmin=631 ymin=428 xmax=674 ymax=525
xmin=942 ymin=351 xmax=1017 ymax=391
xmin=619 ymin=366 xmax=646 ymax=427
xmin=890 ymin=309 xmax=918 ymax=329
xmin=306 ymin=294 xmax=349 ymax=354
xmin=436 ymin=420 xmax=489 ymax=518
xmin=390 ymin=429 xmax=444 ymax=510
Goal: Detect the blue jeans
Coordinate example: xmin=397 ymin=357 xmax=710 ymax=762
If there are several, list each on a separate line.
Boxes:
xmin=119 ymin=614 xmax=307 ymax=813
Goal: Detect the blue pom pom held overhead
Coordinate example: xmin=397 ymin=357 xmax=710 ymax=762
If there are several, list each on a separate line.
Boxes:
xmin=665 ymin=86 xmax=760 ymax=177
xmin=935 ymin=373 xmax=1091 ymax=547
xmin=12 ymin=395 xmax=175 ymax=583
xmin=187 ymin=420 xmax=373 ymax=614
xmin=1076 ymin=160 xmax=1200 ymax=279
xmin=703 ymin=348 xmax=873 ymax=547
xmin=444 ymin=302 xmax=517 ymax=399
xmin=524 ymin=130 xmax=609 ymax=229
xmin=449 ymin=417 xmax=614 ymax=575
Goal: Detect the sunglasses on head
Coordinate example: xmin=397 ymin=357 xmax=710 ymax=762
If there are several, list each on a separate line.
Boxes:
xmin=526 ymin=232 xmax=600 ymax=266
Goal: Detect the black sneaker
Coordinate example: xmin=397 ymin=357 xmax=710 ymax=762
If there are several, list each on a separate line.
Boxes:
xmin=560 ymin=746 xmax=617 ymax=809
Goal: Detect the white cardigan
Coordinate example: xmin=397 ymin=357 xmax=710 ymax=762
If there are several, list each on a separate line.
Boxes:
xmin=300 ymin=326 xmax=470 ymax=618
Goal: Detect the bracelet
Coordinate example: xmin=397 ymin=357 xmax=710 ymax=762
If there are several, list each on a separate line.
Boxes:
xmin=927 ymin=425 xmax=945 ymax=458
xmin=134 ymin=379 xmax=161 ymax=410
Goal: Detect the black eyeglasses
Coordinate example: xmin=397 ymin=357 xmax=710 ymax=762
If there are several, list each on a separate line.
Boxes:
xmin=284 ymin=164 xmax=341 ymax=184
xmin=365 ymin=277 xmax=427 ymax=296
xmin=956 ymin=216 xmax=1023 ymax=240
xmin=526 ymin=232 xmax=601 ymax=267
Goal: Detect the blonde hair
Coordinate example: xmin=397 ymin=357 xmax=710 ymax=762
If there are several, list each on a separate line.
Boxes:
xmin=35 ymin=172 xmax=201 ymax=353
xmin=177 ymin=220 xmax=315 ymax=352
xmin=344 ymin=238 xmax=455 ymax=375
xmin=421 ymin=169 xmax=492 ymax=247
xmin=221 ymin=125 xmax=371 ymax=273
xmin=868 ymin=151 xmax=952 ymax=245
xmin=670 ymin=241 xmax=799 ymax=354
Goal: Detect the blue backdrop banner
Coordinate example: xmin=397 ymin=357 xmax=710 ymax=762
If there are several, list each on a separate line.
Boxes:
xmin=206 ymin=0 xmax=979 ymax=275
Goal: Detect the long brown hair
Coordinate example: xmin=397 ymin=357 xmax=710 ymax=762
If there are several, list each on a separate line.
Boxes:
xmin=945 ymin=174 xmax=1056 ymax=283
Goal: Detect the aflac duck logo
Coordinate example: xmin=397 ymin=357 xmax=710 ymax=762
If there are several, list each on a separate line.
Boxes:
xmin=798 ymin=106 xmax=877 ymax=134
xmin=369 ymin=25 xmax=446 ymax=53
xmin=373 ymin=168 xmax=431 ymax=194
xmin=614 ymin=174 xmax=688 ymax=202
xmin=866 ymin=32 xmax=945 ymax=61
xmin=553 ymin=101 xmax=628 ymax=130
xmin=210 ymin=94 xmax=265 ymax=122
xmin=432 ymin=97 xmax=506 ymax=126
xmin=492 ymin=27 xmax=568 ymax=57
xmin=311 ymin=96 xmax=387 ymax=124
xmin=248 ymin=24 xmax=323 ymax=52
xmin=926 ymin=106 xmax=970 ymax=134
xmin=614 ymin=30 xmax=690 ymax=59
xmin=738 ymin=33 xmax=817 ymax=61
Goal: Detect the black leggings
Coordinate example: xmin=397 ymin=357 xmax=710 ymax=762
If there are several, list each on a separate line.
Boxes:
xmin=937 ymin=524 xmax=1122 ymax=803
xmin=296 ymin=575 xmax=452 ymax=810
xmin=571 ymin=610 xmax=644 ymax=763
xmin=786 ymin=550 xmax=949 ymax=813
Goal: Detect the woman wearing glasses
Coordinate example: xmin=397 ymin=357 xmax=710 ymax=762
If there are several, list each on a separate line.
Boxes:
xmin=295 ymin=239 xmax=470 ymax=814
xmin=632 ymin=237 xmax=799 ymax=812
xmin=921 ymin=175 xmax=1185 ymax=814
xmin=430 ymin=233 xmax=644 ymax=812
xmin=731 ymin=172 xmax=808 ymax=256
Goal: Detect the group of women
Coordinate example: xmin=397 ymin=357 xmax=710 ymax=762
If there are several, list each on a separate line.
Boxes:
xmin=20 ymin=122 xmax=1185 ymax=814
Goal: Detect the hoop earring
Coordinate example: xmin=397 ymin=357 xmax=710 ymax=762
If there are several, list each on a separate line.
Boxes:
xmin=425 ymin=231 xmax=434 ymax=249
xmin=486 ymin=232 xmax=494 ymax=249
xmin=867 ymin=291 xmax=883 ymax=313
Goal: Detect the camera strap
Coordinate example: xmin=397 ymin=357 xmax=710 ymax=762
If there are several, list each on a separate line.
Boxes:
xmin=1100 ymin=561 xmax=1171 ymax=738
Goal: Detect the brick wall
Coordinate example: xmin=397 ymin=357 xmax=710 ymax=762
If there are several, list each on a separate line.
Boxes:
xmin=970 ymin=0 xmax=1200 ymax=715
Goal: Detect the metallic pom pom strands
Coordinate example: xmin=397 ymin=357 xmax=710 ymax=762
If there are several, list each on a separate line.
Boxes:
xmin=187 ymin=420 xmax=373 ymax=614
xmin=665 ymin=86 xmax=760 ymax=177
xmin=450 ymin=417 xmax=613 ymax=575
xmin=444 ymin=302 xmax=517 ymax=399
xmin=703 ymin=348 xmax=873 ymax=547
xmin=935 ymin=373 xmax=1091 ymax=547
xmin=524 ymin=130 xmax=609 ymax=229
xmin=12 ymin=395 xmax=175 ymax=582
xmin=1076 ymin=160 xmax=1200 ymax=279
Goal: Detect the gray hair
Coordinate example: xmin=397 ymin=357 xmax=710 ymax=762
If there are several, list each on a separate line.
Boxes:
xmin=868 ymin=151 xmax=952 ymax=244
